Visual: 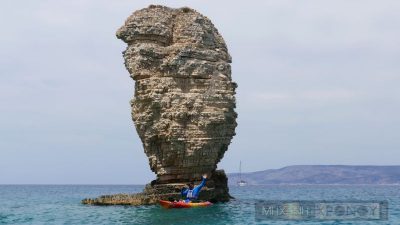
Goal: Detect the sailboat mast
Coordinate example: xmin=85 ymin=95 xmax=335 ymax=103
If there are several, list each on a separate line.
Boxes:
xmin=239 ymin=161 xmax=242 ymax=180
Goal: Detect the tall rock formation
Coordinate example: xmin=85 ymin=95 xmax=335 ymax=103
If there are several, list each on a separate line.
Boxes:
xmin=82 ymin=5 xmax=237 ymax=205
xmin=117 ymin=5 xmax=237 ymax=183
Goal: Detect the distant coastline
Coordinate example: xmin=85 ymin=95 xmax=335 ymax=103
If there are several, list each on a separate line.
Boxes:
xmin=228 ymin=165 xmax=400 ymax=185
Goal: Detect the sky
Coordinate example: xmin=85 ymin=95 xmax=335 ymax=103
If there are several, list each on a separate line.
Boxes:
xmin=1 ymin=0 xmax=399 ymax=184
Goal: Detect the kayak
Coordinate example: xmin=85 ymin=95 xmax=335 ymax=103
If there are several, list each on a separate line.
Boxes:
xmin=159 ymin=200 xmax=212 ymax=209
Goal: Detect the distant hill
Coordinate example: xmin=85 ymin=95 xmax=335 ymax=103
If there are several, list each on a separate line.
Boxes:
xmin=227 ymin=165 xmax=400 ymax=185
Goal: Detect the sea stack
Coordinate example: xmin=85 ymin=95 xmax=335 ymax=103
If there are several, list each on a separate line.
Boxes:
xmin=82 ymin=5 xmax=237 ymax=205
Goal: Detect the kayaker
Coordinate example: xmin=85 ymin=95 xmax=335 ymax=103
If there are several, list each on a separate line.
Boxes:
xmin=181 ymin=174 xmax=207 ymax=203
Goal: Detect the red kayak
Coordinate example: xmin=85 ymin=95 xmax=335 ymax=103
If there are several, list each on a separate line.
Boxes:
xmin=159 ymin=200 xmax=212 ymax=209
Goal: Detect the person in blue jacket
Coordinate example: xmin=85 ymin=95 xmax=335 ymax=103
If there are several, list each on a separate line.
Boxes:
xmin=181 ymin=174 xmax=207 ymax=203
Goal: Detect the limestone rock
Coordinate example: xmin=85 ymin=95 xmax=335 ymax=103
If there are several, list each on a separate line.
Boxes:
xmin=117 ymin=5 xmax=237 ymax=183
xmin=83 ymin=5 xmax=236 ymax=205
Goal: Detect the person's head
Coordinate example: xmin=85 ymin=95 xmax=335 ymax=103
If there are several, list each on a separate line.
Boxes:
xmin=188 ymin=182 xmax=194 ymax=190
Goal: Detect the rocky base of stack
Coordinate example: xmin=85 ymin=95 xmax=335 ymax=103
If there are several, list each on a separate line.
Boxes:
xmin=81 ymin=170 xmax=232 ymax=206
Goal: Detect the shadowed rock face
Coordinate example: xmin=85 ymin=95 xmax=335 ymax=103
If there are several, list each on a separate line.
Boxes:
xmin=117 ymin=5 xmax=237 ymax=183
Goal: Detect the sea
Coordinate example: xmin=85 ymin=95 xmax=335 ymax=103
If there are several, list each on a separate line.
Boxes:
xmin=0 ymin=185 xmax=399 ymax=224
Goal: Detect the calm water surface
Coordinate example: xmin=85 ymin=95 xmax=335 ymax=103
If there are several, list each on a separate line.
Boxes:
xmin=0 ymin=185 xmax=398 ymax=224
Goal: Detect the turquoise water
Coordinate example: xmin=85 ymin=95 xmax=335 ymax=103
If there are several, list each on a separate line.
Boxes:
xmin=0 ymin=185 xmax=399 ymax=224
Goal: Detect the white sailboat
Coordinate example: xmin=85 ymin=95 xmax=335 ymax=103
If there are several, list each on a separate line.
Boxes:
xmin=237 ymin=161 xmax=247 ymax=186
